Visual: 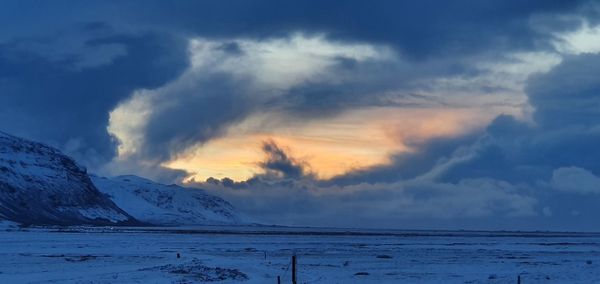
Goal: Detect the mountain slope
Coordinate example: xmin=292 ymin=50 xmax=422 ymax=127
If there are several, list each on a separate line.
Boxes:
xmin=0 ymin=131 xmax=136 ymax=225
xmin=92 ymin=175 xmax=244 ymax=226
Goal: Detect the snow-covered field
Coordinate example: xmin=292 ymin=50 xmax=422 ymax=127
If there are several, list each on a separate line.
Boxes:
xmin=1 ymin=226 xmax=600 ymax=283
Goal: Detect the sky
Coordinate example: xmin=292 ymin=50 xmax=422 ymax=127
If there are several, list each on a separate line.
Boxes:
xmin=2 ymin=0 xmax=600 ymax=231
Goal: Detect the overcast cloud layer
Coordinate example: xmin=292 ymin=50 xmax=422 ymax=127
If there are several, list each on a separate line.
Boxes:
xmin=2 ymin=1 xmax=600 ymax=230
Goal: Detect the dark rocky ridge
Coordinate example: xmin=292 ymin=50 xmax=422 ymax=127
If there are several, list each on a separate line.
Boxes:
xmin=0 ymin=131 xmax=137 ymax=226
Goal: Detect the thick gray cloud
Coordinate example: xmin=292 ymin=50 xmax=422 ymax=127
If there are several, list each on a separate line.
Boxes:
xmin=108 ymin=0 xmax=589 ymax=59
xmin=439 ymin=54 xmax=600 ymax=183
xmin=0 ymin=25 xmax=188 ymax=168
xmin=551 ymin=167 xmax=600 ymax=194
xmin=140 ymin=73 xmax=256 ymax=161
xmin=324 ymin=132 xmax=483 ymax=186
xmin=529 ymin=54 xmax=600 ymax=128
xmin=204 ymin=140 xmax=314 ymax=189
xmin=259 ymin=140 xmax=311 ymax=180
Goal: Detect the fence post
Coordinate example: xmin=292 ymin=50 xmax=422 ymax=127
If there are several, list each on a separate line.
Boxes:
xmin=292 ymin=255 xmax=297 ymax=284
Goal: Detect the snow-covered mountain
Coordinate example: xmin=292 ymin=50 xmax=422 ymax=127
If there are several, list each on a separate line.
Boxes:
xmin=0 ymin=131 xmax=136 ymax=226
xmin=0 ymin=130 xmax=245 ymax=227
xmin=92 ymin=175 xmax=244 ymax=226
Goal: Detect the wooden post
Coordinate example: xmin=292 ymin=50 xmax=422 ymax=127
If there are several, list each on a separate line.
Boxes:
xmin=517 ymin=275 xmax=521 ymax=284
xmin=292 ymin=255 xmax=297 ymax=284
xmin=277 ymin=275 xmax=281 ymax=284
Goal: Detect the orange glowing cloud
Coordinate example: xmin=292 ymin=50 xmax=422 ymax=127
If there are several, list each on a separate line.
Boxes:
xmin=165 ymin=106 xmax=512 ymax=182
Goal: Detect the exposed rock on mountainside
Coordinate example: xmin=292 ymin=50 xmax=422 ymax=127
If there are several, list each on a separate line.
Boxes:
xmin=0 ymin=131 xmax=136 ymax=225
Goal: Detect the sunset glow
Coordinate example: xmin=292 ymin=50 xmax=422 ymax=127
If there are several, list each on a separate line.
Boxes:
xmin=165 ymin=106 xmax=502 ymax=181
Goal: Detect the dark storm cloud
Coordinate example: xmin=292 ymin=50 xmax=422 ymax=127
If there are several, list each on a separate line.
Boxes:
xmin=264 ymin=59 xmax=437 ymax=117
xmin=0 ymin=0 xmax=595 ymax=167
xmin=0 ymin=27 xmax=189 ymax=167
xmin=113 ymin=0 xmax=588 ymax=59
xmin=139 ymin=73 xmax=255 ymax=161
xmin=528 ymin=54 xmax=600 ymax=128
xmin=203 ymin=140 xmax=314 ymax=189
xmin=324 ymin=132 xmax=483 ymax=186
xmin=259 ymin=140 xmax=308 ymax=180
xmin=328 ymin=52 xmax=600 ymax=187
xmin=438 ymin=54 xmax=600 ymax=183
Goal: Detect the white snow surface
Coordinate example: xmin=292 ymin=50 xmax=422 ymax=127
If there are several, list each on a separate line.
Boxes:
xmin=0 ymin=220 xmax=18 ymax=230
xmin=1 ymin=226 xmax=600 ymax=283
xmin=0 ymin=131 xmax=133 ymax=225
xmin=92 ymin=175 xmax=245 ymax=226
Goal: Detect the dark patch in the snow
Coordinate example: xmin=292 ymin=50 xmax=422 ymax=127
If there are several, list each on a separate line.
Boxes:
xmin=41 ymin=254 xmax=66 ymax=258
xmin=303 ymin=263 xmax=338 ymax=268
xmin=41 ymin=254 xmax=107 ymax=262
xmin=65 ymin=255 xmax=97 ymax=262
xmin=444 ymin=242 xmax=471 ymax=246
xmin=534 ymin=242 xmax=600 ymax=246
xmin=520 ymin=261 xmax=560 ymax=266
xmin=354 ymin=272 xmax=369 ymax=276
xmin=144 ymin=258 xmax=248 ymax=282
xmin=499 ymin=254 xmax=531 ymax=260
xmin=376 ymin=255 xmax=393 ymax=259
xmin=401 ymin=272 xmax=437 ymax=279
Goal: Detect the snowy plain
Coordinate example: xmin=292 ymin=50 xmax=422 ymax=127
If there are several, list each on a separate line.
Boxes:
xmin=1 ymin=225 xmax=600 ymax=283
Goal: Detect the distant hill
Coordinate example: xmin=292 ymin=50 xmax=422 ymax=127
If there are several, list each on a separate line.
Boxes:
xmin=92 ymin=175 xmax=244 ymax=226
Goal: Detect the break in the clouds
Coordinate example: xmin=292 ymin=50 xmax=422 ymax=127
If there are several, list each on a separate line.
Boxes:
xmin=2 ymin=1 xmax=600 ymax=230
xmin=108 ymin=34 xmax=397 ymax=162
